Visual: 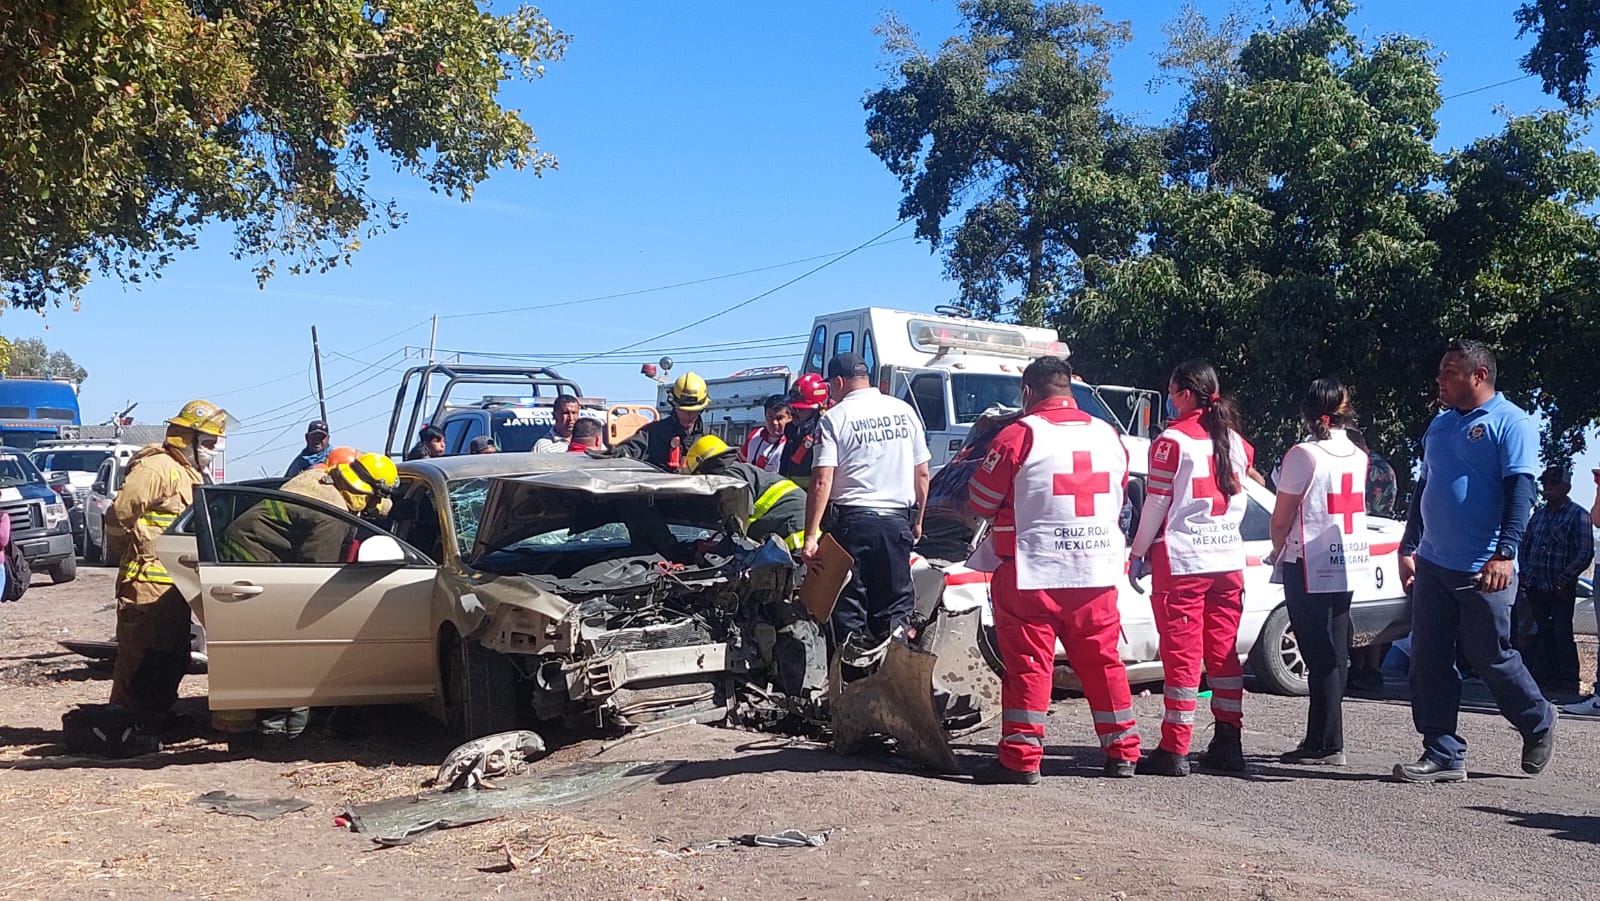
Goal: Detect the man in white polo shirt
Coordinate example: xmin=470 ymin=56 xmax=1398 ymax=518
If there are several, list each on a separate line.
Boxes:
xmin=802 ymin=352 xmax=932 ymax=666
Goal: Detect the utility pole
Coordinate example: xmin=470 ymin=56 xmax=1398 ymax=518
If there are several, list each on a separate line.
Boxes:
xmin=421 ymin=314 xmax=439 ymax=415
xmin=310 ymin=325 xmax=329 ymax=428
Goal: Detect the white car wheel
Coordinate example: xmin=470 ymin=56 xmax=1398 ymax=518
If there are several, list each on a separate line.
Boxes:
xmin=1248 ymin=606 xmax=1310 ymax=696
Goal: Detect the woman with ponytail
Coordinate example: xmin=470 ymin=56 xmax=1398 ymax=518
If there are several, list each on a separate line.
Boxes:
xmin=1267 ymin=379 xmax=1370 ymax=766
xmin=1129 ymin=360 xmax=1255 ymax=775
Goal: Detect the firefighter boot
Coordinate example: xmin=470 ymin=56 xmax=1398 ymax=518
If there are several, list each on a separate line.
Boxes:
xmin=1199 ymin=722 xmax=1246 ymax=772
xmin=1135 ymin=748 xmax=1190 ymax=777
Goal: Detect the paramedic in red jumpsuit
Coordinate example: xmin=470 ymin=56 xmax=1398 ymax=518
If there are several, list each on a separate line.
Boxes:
xmin=967 ymin=355 xmax=1142 ymax=783
xmin=1129 ymin=359 xmax=1254 ymax=776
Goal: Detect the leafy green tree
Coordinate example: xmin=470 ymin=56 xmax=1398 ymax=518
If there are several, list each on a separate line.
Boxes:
xmin=1516 ymin=0 xmax=1600 ymax=106
xmin=1 ymin=1 xmax=568 ymax=310
xmin=4 ymin=337 xmax=89 ymax=384
xmin=864 ymin=0 xmax=1161 ymax=325
xmin=1075 ymin=1 xmax=1449 ymax=467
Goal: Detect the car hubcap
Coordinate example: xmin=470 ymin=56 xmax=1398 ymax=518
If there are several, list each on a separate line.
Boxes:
xmin=1280 ymin=628 xmax=1307 ymax=682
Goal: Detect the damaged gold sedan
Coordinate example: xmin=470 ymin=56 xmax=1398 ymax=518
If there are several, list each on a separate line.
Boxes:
xmin=154 ymin=453 xmax=996 ymax=768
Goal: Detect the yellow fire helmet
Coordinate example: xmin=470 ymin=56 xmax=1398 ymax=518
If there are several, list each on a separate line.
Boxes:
xmin=331 ymin=452 xmax=399 ymax=498
xmin=683 ymin=434 xmax=735 ymax=474
xmin=167 ymin=399 xmax=229 ymax=437
xmin=669 ymin=372 xmax=710 ymax=412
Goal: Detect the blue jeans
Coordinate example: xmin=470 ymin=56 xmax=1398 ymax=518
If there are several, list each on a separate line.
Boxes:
xmin=1409 ymin=556 xmax=1553 ymax=768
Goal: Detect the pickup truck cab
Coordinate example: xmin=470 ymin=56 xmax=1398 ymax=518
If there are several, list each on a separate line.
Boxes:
xmin=0 ymin=447 xmax=76 ymax=582
xmin=30 ymin=439 xmax=141 ymax=558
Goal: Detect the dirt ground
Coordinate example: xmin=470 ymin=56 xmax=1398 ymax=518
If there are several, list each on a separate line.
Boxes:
xmin=3 ymin=568 xmax=1596 ymax=900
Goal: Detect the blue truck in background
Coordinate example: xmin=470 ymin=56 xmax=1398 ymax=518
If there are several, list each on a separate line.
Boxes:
xmin=0 ymin=378 xmax=81 ymax=450
xmin=0 ymin=377 xmax=83 ymax=583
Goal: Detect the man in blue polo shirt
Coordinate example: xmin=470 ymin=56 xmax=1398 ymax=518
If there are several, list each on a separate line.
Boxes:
xmin=1394 ymin=339 xmax=1557 ymax=783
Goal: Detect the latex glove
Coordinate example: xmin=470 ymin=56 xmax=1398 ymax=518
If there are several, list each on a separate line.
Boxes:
xmin=1128 ymin=556 xmax=1148 ymax=594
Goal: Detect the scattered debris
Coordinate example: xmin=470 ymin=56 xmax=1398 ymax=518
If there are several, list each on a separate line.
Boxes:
xmin=189 ymin=790 xmax=312 ymax=821
xmin=431 ymin=730 xmax=547 ymax=791
xmin=729 ymin=829 xmax=830 ymax=849
xmin=345 ymin=760 xmax=678 ymax=846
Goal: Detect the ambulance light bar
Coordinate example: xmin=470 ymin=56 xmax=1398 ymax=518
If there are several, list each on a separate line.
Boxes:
xmin=908 ymin=320 xmax=1069 ymax=360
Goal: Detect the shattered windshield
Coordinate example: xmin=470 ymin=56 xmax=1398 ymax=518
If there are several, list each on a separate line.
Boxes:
xmin=449 ymin=477 xmax=490 ymax=558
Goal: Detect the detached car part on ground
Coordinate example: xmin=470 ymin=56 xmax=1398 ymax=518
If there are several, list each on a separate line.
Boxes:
xmin=154 ymin=454 xmax=993 ymax=767
xmin=921 ymin=406 xmax=1413 ymax=697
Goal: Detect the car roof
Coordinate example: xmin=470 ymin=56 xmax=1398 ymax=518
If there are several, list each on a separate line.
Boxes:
xmin=397 ymin=453 xmax=655 ymax=482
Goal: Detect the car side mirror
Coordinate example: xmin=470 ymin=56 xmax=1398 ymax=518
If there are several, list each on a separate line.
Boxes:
xmin=46 ymin=471 xmax=69 ymax=490
xmin=92 ymin=482 xmax=107 ymax=494
xmin=356 ymin=534 xmax=407 ymax=564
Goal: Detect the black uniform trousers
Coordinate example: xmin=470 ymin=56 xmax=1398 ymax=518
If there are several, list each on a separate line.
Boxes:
xmin=1282 ymin=560 xmax=1353 ymax=753
xmin=829 ymin=505 xmax=915 ymax=642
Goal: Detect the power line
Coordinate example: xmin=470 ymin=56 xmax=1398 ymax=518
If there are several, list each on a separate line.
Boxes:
xmin=554 ymin=221 xmax=910 ymax=368
xmin=436 ymin=236 xmax=914 ymax=321
xmin=1442 ymin=72 xmax=1538 ymax=101
xmin=432 ymin=334 xmax=807 ymax=362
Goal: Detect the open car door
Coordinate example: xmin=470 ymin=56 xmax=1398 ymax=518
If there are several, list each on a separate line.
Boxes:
xmin=156 ymin=484 xmax=439 ymax=711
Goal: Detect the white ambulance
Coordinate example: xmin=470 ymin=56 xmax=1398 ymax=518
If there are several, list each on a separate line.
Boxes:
xmin=662 ymin=307 xmax=1162 ymax=472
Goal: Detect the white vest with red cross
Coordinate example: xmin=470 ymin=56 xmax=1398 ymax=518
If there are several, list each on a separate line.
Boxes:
xmin=1296 ymin=442 xmax=1373 ymax=593
xmin=1010 ymin=413 xmax=1128 ymax=590
xmin=1156 ymin=427 xmax=1249 ymax=575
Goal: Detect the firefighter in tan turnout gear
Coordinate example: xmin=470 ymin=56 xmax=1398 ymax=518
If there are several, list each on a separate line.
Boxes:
xmin=107 ymin=400 xmax=227 ymax=718
xmin=215 ymin=452 xmax=399 ymax=741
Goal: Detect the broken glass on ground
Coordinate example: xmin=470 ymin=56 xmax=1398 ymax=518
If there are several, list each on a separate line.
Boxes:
xmin=345 ymin=759 xmax=678 ymax=846
xmin=190 ymin=790 xmax=313 ymax=821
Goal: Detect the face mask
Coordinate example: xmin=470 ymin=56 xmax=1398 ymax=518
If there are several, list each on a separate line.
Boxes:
xmin=1164 ymin=397 xmax=1180 ymax=420
xmin=195 ymin=443 xmax=217 ymax=468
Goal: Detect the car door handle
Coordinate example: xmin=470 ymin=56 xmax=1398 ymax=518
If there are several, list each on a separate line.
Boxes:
xmin=178 ymin=555 xmax=198 ymax=570
xmin=210 ymin=582 xmax=264 ymax=600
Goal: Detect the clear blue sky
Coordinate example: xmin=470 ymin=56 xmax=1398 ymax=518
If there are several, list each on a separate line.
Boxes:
xmin=3 ymin=1 xmax=1591 ymax=495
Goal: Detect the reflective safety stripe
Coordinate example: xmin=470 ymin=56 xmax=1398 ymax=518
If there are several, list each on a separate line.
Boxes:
xmin=1209 ymin=676 xmax=1245 ymax=690
xmin=139 ymin=511 xmax=178 ymax=529
xmin=1091 ymin=708 xmax=1134 ymax=724
xmin=750 ymin=480 xmax=800 ymax=523
xmin=1003 ymin=708 xmax=1047 ymax=725
xmin=969 ymin=480 xmax=1005 ymax=504
xmin=216 ymin=536 xmax=259 ymax=563
xmin=120 ymin=557 xmax=173 ymax=585
xmin=1212 ymin=698 xmax=1243 ymax=713
xmin=784 ymin=531 xmax=806 ymax=552
xmin=1001 ymin=732 xmax=1043 ymax=747
xmin=1164 ymin=686 xmax=1200 ymax=702
xmin=1098 ymin=726 xmax=1138 ymax=747
xmin=1163 ymin=709 xmax=1196 ymax=725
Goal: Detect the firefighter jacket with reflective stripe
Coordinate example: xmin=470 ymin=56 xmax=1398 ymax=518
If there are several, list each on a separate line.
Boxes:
xmin=779 ymin=413 xmax=823 ymax=480
xmin=616 ymin=415 xmax=704 ymax=472
xmin=109 ymin=445 xmax=206 ymax=587
xmin=217 ymin=469 xmax=356 ymax=564
xmin=723 ymin=461 xmax=806 ymax=547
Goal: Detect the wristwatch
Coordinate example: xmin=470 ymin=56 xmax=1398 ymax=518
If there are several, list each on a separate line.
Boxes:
xmin=1493 ymin=543 xmax=1516 ymax=561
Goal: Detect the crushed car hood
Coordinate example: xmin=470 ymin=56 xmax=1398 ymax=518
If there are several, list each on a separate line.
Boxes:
xmin=470 ymin=469 xmax=749 ymax=565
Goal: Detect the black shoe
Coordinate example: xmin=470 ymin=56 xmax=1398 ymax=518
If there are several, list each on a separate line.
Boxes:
xmin=1392 ymin=756 xmax=1467 ymax=783
xmin=970 ymin=760 xmax=1041 ymax=785
xmin=1134 ymin=748 xmax=1190 ymax=777
xmin=1278 ymin=744 xmax=1346 ymax=766
xmin=1522 ymin=709 xmax=1558 ymax=775
xmin=1102 ymin=758 xmax=1137 ymax=778
xmin=1198 ymin=722 xmax=1246 ymax=772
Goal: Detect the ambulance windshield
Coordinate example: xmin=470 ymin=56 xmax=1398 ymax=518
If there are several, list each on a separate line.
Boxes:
xmin=949 ymin=374 xmax=1121 ymax=431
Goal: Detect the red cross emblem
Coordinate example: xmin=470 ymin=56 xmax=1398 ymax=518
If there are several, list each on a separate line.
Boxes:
xmin=1191 ymin=455 xmax=1228 ymax=516
xmin=1327 ymin=472 xmax=1363 ymax=534
xmin=1053 ymin=451 xmax=1111 ymax=517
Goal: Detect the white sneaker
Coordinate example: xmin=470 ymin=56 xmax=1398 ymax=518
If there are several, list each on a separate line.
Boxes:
xmin=1559 ymin=695 xmax=1600 ymax=717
